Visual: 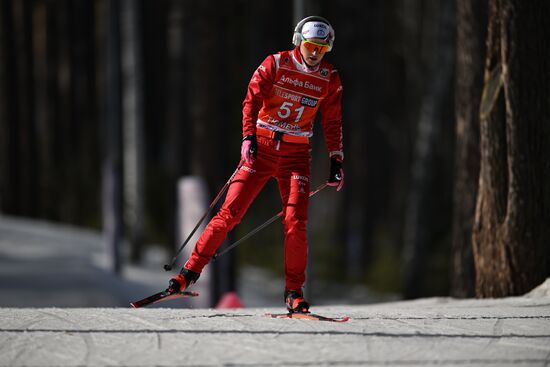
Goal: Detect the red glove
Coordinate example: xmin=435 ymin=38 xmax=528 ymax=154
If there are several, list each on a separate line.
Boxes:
xmin=327 ymin=156 xmax=344 ymax=191
xmin=241 ymin=135 xmax=257 ymax=164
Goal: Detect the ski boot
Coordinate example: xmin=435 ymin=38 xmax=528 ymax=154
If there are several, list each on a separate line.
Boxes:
xmin=168 ymin=268 xmax=200 ymax=293
xmin=284 ymin=289 xmax=310 ymax=313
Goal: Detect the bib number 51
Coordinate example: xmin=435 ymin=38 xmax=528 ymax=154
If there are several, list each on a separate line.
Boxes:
xmin=277 ymin=102 xmax=305 ymax=122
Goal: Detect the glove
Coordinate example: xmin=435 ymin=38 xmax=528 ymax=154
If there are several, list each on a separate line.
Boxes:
xmin=241 ymin=135 xmax=257 ymax=164
xmin=327 ymin=156 xmax=344 ymax=191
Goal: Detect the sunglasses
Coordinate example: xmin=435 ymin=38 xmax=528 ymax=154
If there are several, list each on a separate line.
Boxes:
xmin=301 ymin=35 xmax=330 ymax=53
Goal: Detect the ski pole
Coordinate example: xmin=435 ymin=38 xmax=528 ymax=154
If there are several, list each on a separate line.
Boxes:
xmin=163 ymin=164 xmax=242 ymax=271
xmin=213 ymin=182 xmax=328 ymax=261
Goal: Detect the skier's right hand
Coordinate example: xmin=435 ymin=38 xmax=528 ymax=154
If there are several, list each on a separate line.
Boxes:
xmin=241 ymin=135 xmax=257 ymax=164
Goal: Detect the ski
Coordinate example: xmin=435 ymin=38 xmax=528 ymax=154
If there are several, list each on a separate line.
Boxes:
xmin=265 ymin=312 xmax=349 ymax=323
xmin=130 ymin=290 xmax=199 ymax=308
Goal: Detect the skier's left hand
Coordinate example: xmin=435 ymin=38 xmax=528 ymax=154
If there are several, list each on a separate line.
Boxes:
xmin=327 ymin=156 xmax=344 ymax=191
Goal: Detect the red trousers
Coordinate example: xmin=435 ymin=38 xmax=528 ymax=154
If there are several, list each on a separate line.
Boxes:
xmin=184 ymin=135 xmax=311 ymax=291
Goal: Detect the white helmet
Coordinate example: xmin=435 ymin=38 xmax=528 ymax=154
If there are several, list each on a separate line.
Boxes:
xmin=292 ymin=16 xmax=335 ymax=52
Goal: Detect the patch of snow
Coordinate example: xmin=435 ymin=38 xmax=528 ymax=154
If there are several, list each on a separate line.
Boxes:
xmin=525 ymin=277 xmax=550 ymax=298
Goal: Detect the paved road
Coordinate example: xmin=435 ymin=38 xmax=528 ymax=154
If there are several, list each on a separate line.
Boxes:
xmin=1 ymin=294 xmax=550 ymax=366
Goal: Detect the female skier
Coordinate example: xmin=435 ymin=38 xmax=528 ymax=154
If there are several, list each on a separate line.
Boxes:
xmin=168 ymin=16 xmax=344 ymax=313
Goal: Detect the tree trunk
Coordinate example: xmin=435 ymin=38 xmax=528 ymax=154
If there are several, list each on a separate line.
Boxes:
xmin=54 ymin=0 xmax=79 ymax=223
xmin=31 ymin=1 xmax=54 ymax=220
xmin=0 ymin=0 xmax=19 ymax=214
xmin=102 ymin=0 xmax=123 ymax=274
xmin=13 ymin=0 xmax=37 ymax=217
xmin=165 ymin=0 xmax=188 ymax=177
xmin=121 ymin=0 xmax=146 ymax=263
xmin=401 ymin=0 xmax=455 ymax=299
xmin=473 ymin=0 xmax=550 ymax=297
xmin=163 ymin=0 xmax=187 ymax=261
xmin=450 ymin=0 xmax=487 ymax=298
xmin=71 ymin=0 xmax=99 ymax=226
xmin=187 ymin=0 xmax=221 ymax=183
xmin=184 ymin=0 xmax=226 ymax=306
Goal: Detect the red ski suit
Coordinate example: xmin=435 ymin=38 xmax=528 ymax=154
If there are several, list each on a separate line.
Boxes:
xmin=185 ymin=47 xmax=343 ymax=291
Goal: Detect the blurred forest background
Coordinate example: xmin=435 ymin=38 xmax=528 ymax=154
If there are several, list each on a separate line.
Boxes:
xmin=1 ymin=0 xmax=548 ymax=303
